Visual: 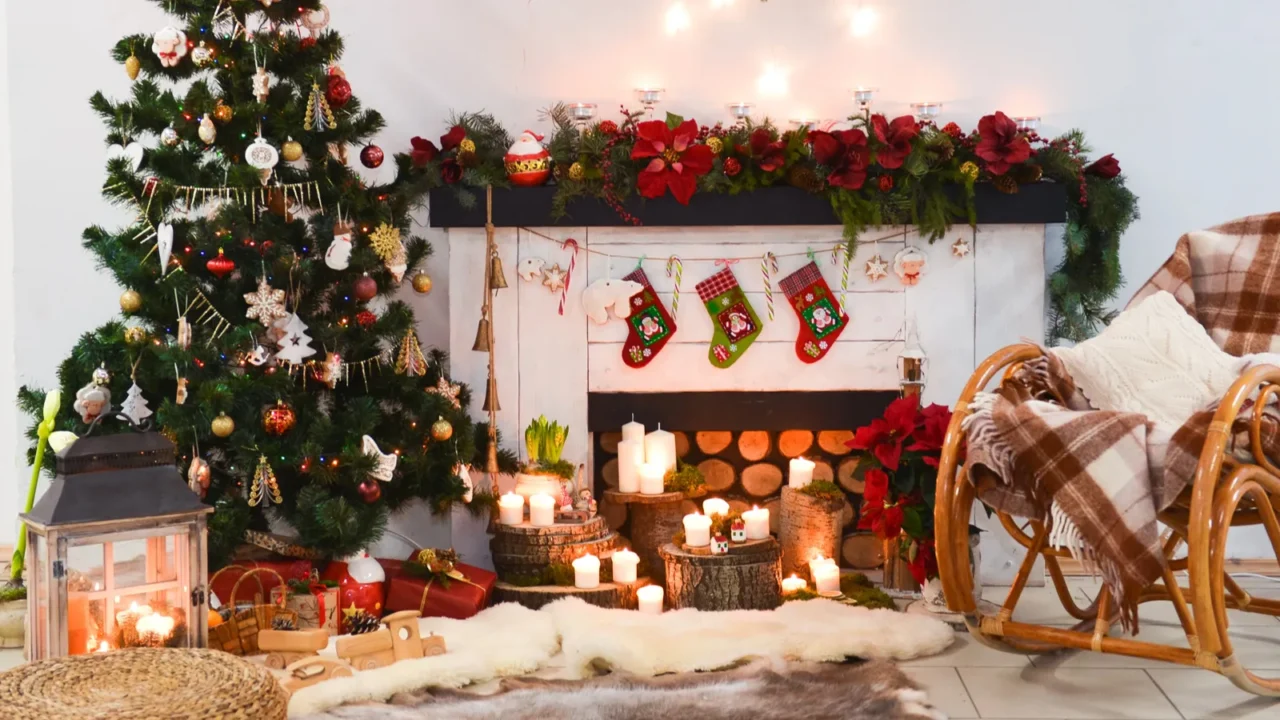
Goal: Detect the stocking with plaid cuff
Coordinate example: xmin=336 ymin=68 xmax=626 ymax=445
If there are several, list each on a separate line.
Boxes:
xmin=780 ymin=261 xmax=848 ymax=363
xmin=696 ymin=267 xmax=762 ymax=369
xmin=621 ymin=267 xmax=677 ymax=368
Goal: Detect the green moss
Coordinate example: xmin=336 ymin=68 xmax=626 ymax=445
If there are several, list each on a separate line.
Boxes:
xmin=782 ymin=571 xmax=897 ymax=611
xmin=797 ymin=480 xmax=844 ymax=505
xmin=520 ymin=459 xmax=576 ymax=481
xmin=0 ymin=584 xmax=26 ymax=603
xmin=664 ymin=462 xmax=706 ymax=496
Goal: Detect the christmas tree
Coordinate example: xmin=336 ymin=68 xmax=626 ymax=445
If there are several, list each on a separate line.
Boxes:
xmin=17 ymin=0 xmax=510 ymax=565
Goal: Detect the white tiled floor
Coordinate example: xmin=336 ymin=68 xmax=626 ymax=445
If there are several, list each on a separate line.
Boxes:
xmin=0 ymin=577 xmax=1277 ymax=718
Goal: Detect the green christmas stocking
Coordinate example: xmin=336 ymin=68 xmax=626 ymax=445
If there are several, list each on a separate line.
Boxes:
xmin=696 ymin=267 xmax=762 ymax=368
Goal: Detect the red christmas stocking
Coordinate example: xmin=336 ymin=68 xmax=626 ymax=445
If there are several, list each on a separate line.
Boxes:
xmin=780 ymin=261 xmax=848 ymax=363
xmin=621 ymin=268 xmax=677 ymax=368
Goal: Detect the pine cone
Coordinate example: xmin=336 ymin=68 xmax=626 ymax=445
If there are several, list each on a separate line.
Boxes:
xmin=787 ymin=165 xmax=822 ymax=192
xmin=348 ymin=610 xmax=382 ymax=635
xmin=271 ymin=615 xmax=297 ymax=631
xmin=992 ymin=174 xmax=1019 ymax=194
xmin=1011 ymin=163 xmax=1043 ymax=184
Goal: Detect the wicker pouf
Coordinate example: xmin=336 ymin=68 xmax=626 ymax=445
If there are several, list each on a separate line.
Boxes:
xmin=0 ymin=647 xmax=288 ymax=720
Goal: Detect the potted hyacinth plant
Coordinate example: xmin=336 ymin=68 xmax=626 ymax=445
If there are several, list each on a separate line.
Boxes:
xmin=512 ymin=416 xmax=577 ymax=507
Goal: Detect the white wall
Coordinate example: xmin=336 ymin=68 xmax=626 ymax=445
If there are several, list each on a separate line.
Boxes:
xmin=5 ymin=0 xmax=1280 ymax=557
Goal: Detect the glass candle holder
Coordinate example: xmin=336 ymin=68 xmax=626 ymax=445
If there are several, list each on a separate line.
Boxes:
xmin=789 ymin=118 xmax=820 ymax=131
xmin=727 ymin=102 xmax=753 ymax=122
xmin=910 ymin=102 xmax=943 ymax=122
xmin=635 ymin=88 xmax=665 ymax=117
xmin=852 ymin=87 xmax=876 ymax=111
xmin=568 ymin=103 xmax=597 ymax=127
xmin=1013 ymin=116 xmax=1041 ymax=132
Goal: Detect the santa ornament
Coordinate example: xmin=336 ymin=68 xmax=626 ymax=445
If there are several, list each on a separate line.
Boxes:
xmin=151 ymin=26 xmax=188 ymax=68
xmin=504 ymin=131 xmax=551 ymax=186
xmin=893 ymin=246 xmax=928 ymax=286
xmin=322 ymin=552 xmax=386 ymax=635
xmin=621 ymin=268 xmax=676 ymax=369
xmin=780 ymin=261 xmax=848 ymax=364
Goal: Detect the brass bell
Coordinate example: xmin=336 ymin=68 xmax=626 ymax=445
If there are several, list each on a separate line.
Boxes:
xmin=488 ymin=252 xmax=509 ymax=290
xmin=482 ymin=376 xmax=501 ymax=412
xmin=471 ymin=316 xmax=491 ymax=352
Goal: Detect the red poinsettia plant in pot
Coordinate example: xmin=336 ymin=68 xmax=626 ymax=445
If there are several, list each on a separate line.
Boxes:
xmin=846 ymin=396 xmax=965 ymax=587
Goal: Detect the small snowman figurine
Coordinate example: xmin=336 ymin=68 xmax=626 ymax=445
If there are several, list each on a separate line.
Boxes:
xmin=504 ymin=130 xmax=551 ymax=187
xmin=730 ymin=518 xmax=747 ymax=543
xmin=711 ymin=533 xmax=730 ymax=555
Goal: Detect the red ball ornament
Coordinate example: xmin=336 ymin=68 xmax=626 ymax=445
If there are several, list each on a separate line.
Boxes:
xmin=355 ymin=310 xmax=377 ymax=328
xmin=357 ymin=477 xmax=382 ymax=503
xmin=321 ymin=553 xmax=386 ymax=634
xmin=326 ymin=74 xmax=352 ymax=109
xmin=262 ymin=399 xmax=296 ymax=436
xmin=360 ymin=145 xmax=384 ymax=169
xmin=723 ymin=157 xmax=742 ymax=177
xmin=206 ymin=248 xmax=236 ymax=278
xmin=353 ymin=273 xmax=377 ymax=301
xmin=300 ymin=36 xmax=317 ymax=50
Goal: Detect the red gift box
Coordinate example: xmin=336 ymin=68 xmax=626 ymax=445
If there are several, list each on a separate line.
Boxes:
xmin=384 ymin=556 xmax=495 ymax=620
xmin=210 ymin=560 xmax=313 ymax=609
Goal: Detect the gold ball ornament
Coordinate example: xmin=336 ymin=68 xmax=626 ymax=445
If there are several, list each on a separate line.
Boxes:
xmin=211 ymin=412 xmax=236 ymax=438
xmin=706 ymin=136 xmax=724 ymax=155
xmin=430 ymin=416 xmax=453 ymax=442
xmin=568 ymin=162 xmax=585 ymax=181
xmin=212 ymin=100 xmax=233 ymax=125
xmin=281 ymin=138 xmax=304 ymax=162
xmin=120 ymin=289 xmax=142 ymax=313
xmin=959 ymin=161 xmax=979 ymax=182
xmin=123 ymin=326 xmax=148 ymax=345
xmin=411 ymin=272 xmax=433 ymax=295
xmin=125 ymin=54 xmax=141 ymax=81
xmin=459 ymin=138 xmax=476 ymax=153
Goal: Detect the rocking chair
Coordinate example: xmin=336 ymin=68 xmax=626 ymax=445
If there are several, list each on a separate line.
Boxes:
xmin=935 ymin=343 xmax=1280 ymax=696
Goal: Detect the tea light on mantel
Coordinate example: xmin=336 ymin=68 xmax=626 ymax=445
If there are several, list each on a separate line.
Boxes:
xmin=742 ymin=505 xmax=770 ymax=539
xmin=644 ymin=426 xmax=677 ymax=475
xmin=788 ymin=457 xmax=815 ymax=489
xmin=638 ymin=462 xmax=665 ymax=495
xmin=727 ymin=102 xmax=753 ymax=121
xmin=637 ymin=585 xmax=664 ymax=614
xmin=683 ymin=513 xmax=712 ymax=547
xmin=809 ymin=555 xmax=841 ymax=595
xmin=910 ymin=102 xmax=943 ymax=122
xmin=573 ymin=554 xmax=600 ymax=589
xmin=498 ymin=492 xmax=524 ymax=525
xmin=612 ymin=549 xmax=639 ymax=584
xmin=702 ymin=497 xmax=730 ymax=518
xmin=852 ymin=87 xmax=876 ymax=110
xmin=1013 ymin=116 xmax=1041 ymax=132
xmin=529 ymin=493 xmax=556 ymax=527
xmin=789 ymin=118 xmax=820 ymax=131
xmin=568 ymin=102 xmax=597 ymax=124
xmin=635 ymin=87 xmax=665 ymax=116
xmin=782 ymin=574 xmax=808 ymax=594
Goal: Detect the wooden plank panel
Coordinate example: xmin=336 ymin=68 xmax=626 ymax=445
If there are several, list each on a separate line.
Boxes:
xmin=587 ymin=341 xmax=902 ymax=393
xmin=905 ymin=229 xmax=976 ymax=407
xmin=447 ymin=228 xmax=491 ymax=422
xmin=975 ymin=224 xmax=1048 ymax=360
xmin=586 ymin=291 xmax=903 ymax=344
xmin=585 ymin=225 xmax=902 ymax=246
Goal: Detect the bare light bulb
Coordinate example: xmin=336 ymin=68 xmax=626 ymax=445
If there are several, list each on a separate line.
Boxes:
xmin=665 ymin=3 xmax=692 ymax=34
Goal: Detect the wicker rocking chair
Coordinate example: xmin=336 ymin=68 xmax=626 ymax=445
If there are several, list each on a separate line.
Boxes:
xmin=935 ymin=342 xmax=1280 ymax=696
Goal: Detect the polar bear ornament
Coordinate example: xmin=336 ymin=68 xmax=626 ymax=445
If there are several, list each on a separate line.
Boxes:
xmin=581 ymin=277 xmax=643 ymax=325
xmin=152 ymin=26 xmax=189 ymax=68
xmin=517 ymin=257 xmax=546 ymax=282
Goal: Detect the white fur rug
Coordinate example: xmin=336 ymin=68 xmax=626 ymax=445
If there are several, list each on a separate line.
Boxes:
xmin=288 ymin=598 xmax=953 ymax=717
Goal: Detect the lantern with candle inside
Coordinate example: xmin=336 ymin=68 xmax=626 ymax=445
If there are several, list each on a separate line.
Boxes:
xmin=809 ymin=555 xmax=841 ymax=596
xmin=21 ymin=415 xmax=211 ymax=660
xmin=573 ymin=554 xmax=600 ymax=589
xmin=637 ymin=585 xmax=664 ymax=614
xmin=498 ymin=492 xmax=524 ymax=525
xmin=742 ymin=506 xmax=770 ymax=540
xmin=788 ymin=457 xmax=815 ymax=489
xmin=782 ymin=574 xmax=808 ymax=595
xmin=611 ymin=549 xmax=639 ymax=584
xmin=898 ymin=318 xmax=927 ymax=397
xmin=682 ymin=513 xmax=712 ymax=547
xmin=638 ymin=462 xmax=665 ymax=495
xmin=702 ymin=497 xmax=730 ymax=518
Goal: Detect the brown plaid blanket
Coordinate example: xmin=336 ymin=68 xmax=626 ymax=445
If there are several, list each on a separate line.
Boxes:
xmin=963 ymin=213 xmax=1280 ymax=631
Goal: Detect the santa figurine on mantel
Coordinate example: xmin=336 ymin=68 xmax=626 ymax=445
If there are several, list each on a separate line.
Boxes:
xmin=504 ymin=130 xmax=552 ymax=186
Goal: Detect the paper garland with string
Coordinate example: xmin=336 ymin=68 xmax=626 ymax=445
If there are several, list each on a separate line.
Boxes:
xmin=279 ymin=351 xmax=389 ymax=391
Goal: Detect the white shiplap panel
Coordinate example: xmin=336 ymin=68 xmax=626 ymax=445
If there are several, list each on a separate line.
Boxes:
xmin=974 ymin=223 xmax=1049 ymax=360
xmin=587 ymin=341 xmax=903 ymax=393
xmin=905 ymin=229 xmax=976 ymax=408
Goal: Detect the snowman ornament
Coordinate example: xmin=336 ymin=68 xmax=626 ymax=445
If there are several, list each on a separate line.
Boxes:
xmin=504 ymin=130 xmax=551 ymax=187
xmin=326 ymin=219 xmax=354 ymax=270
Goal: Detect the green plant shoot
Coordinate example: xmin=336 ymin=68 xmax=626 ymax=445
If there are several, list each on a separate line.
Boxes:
xmin=12 ymin=390 xmax=60 ymax=584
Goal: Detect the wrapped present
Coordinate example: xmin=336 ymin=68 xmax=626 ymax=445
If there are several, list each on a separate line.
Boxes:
xmin=384 ymin=550 xmax=495 ymax=620
xmin=270 ymin=579 xmax=339 ymax=633
xmin=210 ymin=560 xmax=313 ymax=609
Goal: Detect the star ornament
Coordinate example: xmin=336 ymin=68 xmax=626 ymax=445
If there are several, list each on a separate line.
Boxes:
xmin=542 ymin=263 xmax=567 ymax=292
xmin=342 ymin=601 xmax=361 ymax=620
xmin=426 ymin=376 xmax=462 ymax=409
xmin=865 ymin=254 xmax=889 ymax=282
xmin=951 ymin=237 xmax=971 ymax=258
xmin=244 ymin=277 xmax=288 ymax=326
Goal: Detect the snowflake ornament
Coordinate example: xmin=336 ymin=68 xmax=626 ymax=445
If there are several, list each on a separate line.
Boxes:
xmin=244 ymin=277 xmax=288 ymax=326
xmin=426 ymin=376 xmax=462 ymax=410
xmin=865 ymin=254 xmax=889 ymax=282
xmin=951 ymin=237 xmax=971 ymax=258
xmin=541 ymin=264 xmax=567 ymax=292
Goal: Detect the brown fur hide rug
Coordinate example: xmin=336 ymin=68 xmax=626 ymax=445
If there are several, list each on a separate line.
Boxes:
xmin=298 ymin=659 xmax=945 ymax=720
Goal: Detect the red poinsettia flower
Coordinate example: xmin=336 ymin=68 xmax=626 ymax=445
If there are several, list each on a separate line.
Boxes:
xmin=1085 ymin=153 xmax=1121 ymax=179
xmin=907 ymin=403 xmax=953 ymax=465
xmin=441 ymin=158 xmax=462 ymax=184
xmin=808 ymin=129 xmax=870 ymax=190
xmin=908 ymin=539 xmax=938 ymax=585
xmin=974 ymin=111 xmax=1032 ymax=176
xmin=741 ymin=127 xmax=786 ymax=172
xmin=847 ymin=396 xmax=919 ymax=470
xmin=871 ymin=114 xmax=919 ymax=170
xmin=410 ymin=137 xmax=439 ymax=167
xmin=859 ymin=497 xmax=906 ymax=540
xmin=440 ymin=125 xmax=466 ymax=152
xmin=630 ymin=119 xmax=715 ymax=205
xmin=862 ymin=467 xmax=890 ymax=507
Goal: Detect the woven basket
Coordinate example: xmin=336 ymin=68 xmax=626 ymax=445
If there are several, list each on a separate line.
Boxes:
xmin=0 ymin=647 xmax=288 ymax=719
xmin=208 ymin=566 xmax=297 ymax=656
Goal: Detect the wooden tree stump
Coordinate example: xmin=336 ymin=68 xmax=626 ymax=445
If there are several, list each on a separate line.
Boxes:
xmin=778 ymin=430 xmax=814 ymax=457
xmin=603 ymin=490 xmax=685 ymax=585
xmin=842 ymin=532 xmax=884 ymax=569
xmin=778 ymin=486 xmax=844 ymax=576
xmin=818 ymin=430 xmax=855 ymax=455
xmin=698 ymin=459 xmax=736 ymax=492
xmin=738 ymin=431 xmax=771 ymax=461
xmin=696 ymin=431 xmax=733 ymax=455
xmin=741 ymin=463 xmax=783 ymax=497
xmin=659 ymin=540 xmax=781 ymax=611
xmin=837 ymin=457 xmax=863 ymax=493
xmin=490 ymin=516 xmax=617 ymax=579
xmin=493 ymin=579 xmax=651 ymax=610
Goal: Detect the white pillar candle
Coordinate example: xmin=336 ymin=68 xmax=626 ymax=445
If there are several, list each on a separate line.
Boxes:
xmin=617 ymin=439 xmax=643 ymax=493
xmin=622 ymin=419 xmax=645 ymax=445
xmin=809 ymin=556 xmax=840 ymax=595
xmin=644 ymin=427 xmax=677 ymax=475
xmin=782 ymin=574 xmax=808 ymax=594
xmin=529 ymin=493 xmax=556 ymax=527
xmin=611 ymin=549 xmax=639 ymax=584
xmin=702 ymin=498 xmax=730 ymax=518
xmin=683 ymin=513 xmax=712 ymax=547
xmin=573 ymin=554 xmax=600 ymax=589
xmin=788 ymin=457 xmax=816 ymax=489
xmin=638 ymin=462 xmax=665 ymax=495
xmin=637 ymin=585 xmax=664 ymax=614
xmin=742 ymin=506 xmax=770 ymax=540
xmin=498 ymin=492 xmax=525 ymax=525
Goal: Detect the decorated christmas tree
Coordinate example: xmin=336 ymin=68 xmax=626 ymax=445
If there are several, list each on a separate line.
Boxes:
xmin=17 ymin=0 xmax=509 ymax=565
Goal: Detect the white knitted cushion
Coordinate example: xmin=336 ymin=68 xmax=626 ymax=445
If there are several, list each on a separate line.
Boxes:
xmin=1051 ymin=291 xmax=1238 ymax=427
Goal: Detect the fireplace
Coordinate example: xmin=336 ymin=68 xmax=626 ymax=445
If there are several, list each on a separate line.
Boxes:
xmin=589 ymin=391 xmax=896 ymax=570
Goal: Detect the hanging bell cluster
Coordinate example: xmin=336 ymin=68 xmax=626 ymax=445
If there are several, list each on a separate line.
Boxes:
xmin=481 ymin=373 xmax=500 ymax=412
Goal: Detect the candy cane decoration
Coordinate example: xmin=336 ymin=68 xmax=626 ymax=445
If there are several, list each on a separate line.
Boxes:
xmin=761 ymin=252 xmax=779 ymax=321
xmin=666 ymin=255 xmax=684 ymax=314
xmin=559 ymin=238 xmax=579 ymax=316
xmin=839 ymin=241 xmax=852 ymax=307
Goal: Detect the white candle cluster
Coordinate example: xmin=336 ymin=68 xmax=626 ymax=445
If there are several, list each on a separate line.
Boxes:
xmin=809 ymin=555 xmax=841 ymax=595
xmin=617 ymin=418 xmax=677 ymax=495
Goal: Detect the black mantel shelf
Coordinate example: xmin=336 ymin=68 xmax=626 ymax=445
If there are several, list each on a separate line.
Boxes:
xmin=429 ymin=183 xmax=1067 ymax=229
